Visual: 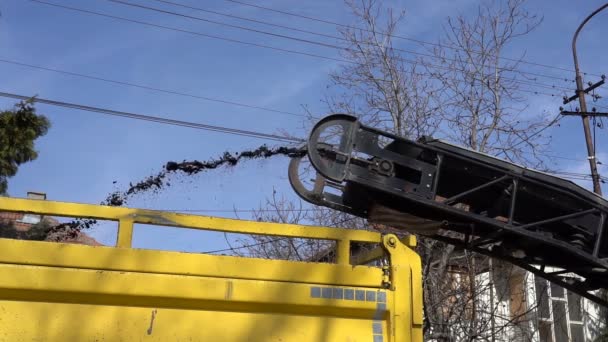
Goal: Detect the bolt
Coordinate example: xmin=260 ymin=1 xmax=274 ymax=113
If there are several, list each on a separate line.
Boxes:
xmin=388 ymin=237 xmax=397 ymax=247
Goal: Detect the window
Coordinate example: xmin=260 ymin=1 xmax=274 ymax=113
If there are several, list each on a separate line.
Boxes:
xmin=17 ymin=214 xmax=41 ymax=224
xmin=16 ymin=192 xmax=46 ymax=225
xmin=534 ymin=276 xmax=585 ymax=342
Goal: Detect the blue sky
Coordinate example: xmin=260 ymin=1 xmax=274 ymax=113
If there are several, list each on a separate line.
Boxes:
xmin=1 ymin=0 xmax=608 ymax=251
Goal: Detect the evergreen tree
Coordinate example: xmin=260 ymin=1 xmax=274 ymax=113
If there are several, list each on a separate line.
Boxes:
xmin=0 ymin=99 xmax=50 ymax=195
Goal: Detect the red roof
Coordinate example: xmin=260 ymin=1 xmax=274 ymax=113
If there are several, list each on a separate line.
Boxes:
xmin=0 ymin=211 xmax=103 ymax=246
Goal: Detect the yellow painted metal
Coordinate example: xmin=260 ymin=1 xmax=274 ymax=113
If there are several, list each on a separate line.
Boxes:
xmin=382 ymin=235 xmax=424 ymax=342
xmin=116 ymin=218 xmax=133 ymax=248
xmin=0 ymin=197 xmax=382 ymax=243
xmin=0 ymin=197 xmax=423 ymax=341
xmin=336 ymin=238 xmax=351 ymax=265
xmin=0 ymin=263 xmax=382 ymax=316
xmin=400 ymin=234 xmax=417 ymax=248
xmin=0 ymin=300 xmax=388 ymax=341
xmin=0 ymin=238 xmax=384 ymax=288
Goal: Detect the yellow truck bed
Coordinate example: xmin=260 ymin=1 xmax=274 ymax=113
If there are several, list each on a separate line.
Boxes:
xmin=0 ymin=197 xmax=422 ymax=341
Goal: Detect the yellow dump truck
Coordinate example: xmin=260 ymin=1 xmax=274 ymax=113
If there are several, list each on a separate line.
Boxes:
xmin=0 ymin=197 xmax=422 ymax=341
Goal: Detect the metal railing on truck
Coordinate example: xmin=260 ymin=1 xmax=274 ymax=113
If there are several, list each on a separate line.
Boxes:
xmin=0 ymin=196 xmax=422 ymax=341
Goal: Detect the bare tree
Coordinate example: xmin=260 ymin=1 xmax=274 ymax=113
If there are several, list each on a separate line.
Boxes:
xmin=233 ymin=190 xmax=365 ymax=261
xmin=407 ymin=1 xmax=551 ymax=339
xmin=428 ymin=0 xmax=548 ymax=167
xmin=322 ymin=0 xmax=444 ymax=139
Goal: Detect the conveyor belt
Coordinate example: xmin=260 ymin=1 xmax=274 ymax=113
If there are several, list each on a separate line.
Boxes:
xmin=289 ymin=114 xmax=608 ymax=307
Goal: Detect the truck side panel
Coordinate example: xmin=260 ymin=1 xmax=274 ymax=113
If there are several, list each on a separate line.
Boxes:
xmin=0 ymin=197 xmax=422 ymax=341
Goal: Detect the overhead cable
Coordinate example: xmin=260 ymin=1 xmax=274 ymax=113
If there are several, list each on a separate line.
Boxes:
xmin=0 ymin=58 xmax=304 ymax=118
xmin=132 ymin=0 xmax=572 ymax=86
xmin=0 ymin=91 xmax=304 ymax=143
xmin=508 ymin=113 xmax=564 ymax=150
xmin=28 ymin=0 xmax=350 ymax=65
xmin=30 ymin=0 xmax=572 ymax=97
xmin=221 ymin=0 xmax=602 ymax=78
xmin=109 ymin=0 xmax=574 ymax=88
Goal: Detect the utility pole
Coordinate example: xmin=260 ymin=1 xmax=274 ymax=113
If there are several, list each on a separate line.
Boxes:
xmin=563 ymin=3 xmax=608 ymax=196
xmin=564 ymin=4 xmax=608 ymax=330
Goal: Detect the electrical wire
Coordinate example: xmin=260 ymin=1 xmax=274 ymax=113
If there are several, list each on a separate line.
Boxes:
xmin=8 ymin=4 xmax=600 ymax=174
xmin=29 ymin=0 xmax=574 ymax=98
xmin=520 ymin=89 xmax=566 ymax=97
xmin=163 ymin=165 xmax=608 ymax=215
xmin=109 ymin=0 xmax=574 ymax=89
xmin=0 ymin=91 xmax=304 ymax=143
xmin=0 ymin=94 xmax=592 ymax=208
xmin=111 ymin=0 xmax=341 ymax=50
xmin=591 ymin=115 xmax=603 ymax=187
xmin=167 ymin=208 xmax=323 ymax=213
xmin=549 ymin=173 xmax=608 ymax=182
xmin=0 ymin=57 xmax=568 ymax=134
xmin=553 ymin=172 xmax=602 ymax=179
xmin=508 ymin=113 xmax=564 ymax=150
xmin=548 ymin=169 xmax=608 ymax=179
xmin=593 ymin=116 xmax=597 ymax=157
xmin=595 ymin=104 xmax=608 ymax=111
xmin=0 ymin=58 xmax=304 ymax=118
xmin=220 ymin=0 xmax=602 ymax=78
xmin=0 ymin=62 xmax=583 ymax=164
xmin=150 ymin=0 xmax=342 ymax=40
xmin=517 ymin=152 xmax=589 ymax=162
xmin=203 ymin=236 xmax=288 ymax=254
xmin=28 ymin=0 xmax=352 ymax=65
xmin=142 ymin=0 xmax=574 ymax=87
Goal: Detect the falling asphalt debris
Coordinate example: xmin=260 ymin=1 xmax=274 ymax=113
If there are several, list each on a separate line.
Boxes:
xmin=54 ymin=144 xmax=304 ymax=234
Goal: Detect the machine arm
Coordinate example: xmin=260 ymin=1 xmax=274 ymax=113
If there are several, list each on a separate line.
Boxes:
xmin=289 ymin=114 xmax=608 ymax=307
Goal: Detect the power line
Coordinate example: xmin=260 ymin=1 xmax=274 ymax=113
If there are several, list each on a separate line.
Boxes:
xmin=0 ymin=92 xmax=591 ymax=185
xmin=112 ymin=0 xmax=574 ymax=89
xmin=0 ymin=57 xmax=567 ymax=134
xmin=519 ymin=88 xmax=567 ymax=97
xmin=28 ymin=0 xmax=351 ymax=65
xmin=595 ymin=104 xmax=608 ymax=111
xmin=167 ymin=208 xmax=342 ymax=213
xmin=0 ymin=65 xmax=580 ymax=161
xmin=509 ymin=113 xmax=564 ymax=150
xmin=0 ymin=91 xmax=304 ymax=143
xmin=143 ymin=0 xmax=574 ymax=87
xmin=0 ymin=58 xmax=304 ymax=118
xmin=551 ymin=172 xmax=600 ymax=179
xmin=164 ymin=165 xmax=607 ymax=215
xmin=220 ymin=0 xmax=602 ymax=78
xmin=203 ymin=236 xmax=288 ymax=254
xmin=150 ymin=0 xmax=341 ymax=40
xmin=110 ymin=0 xmax=341 ymax=50
xmin=29 ymin=0 xmax=573 ymax=98
xmin=518 ymin=152 xmax=591 ymax=162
